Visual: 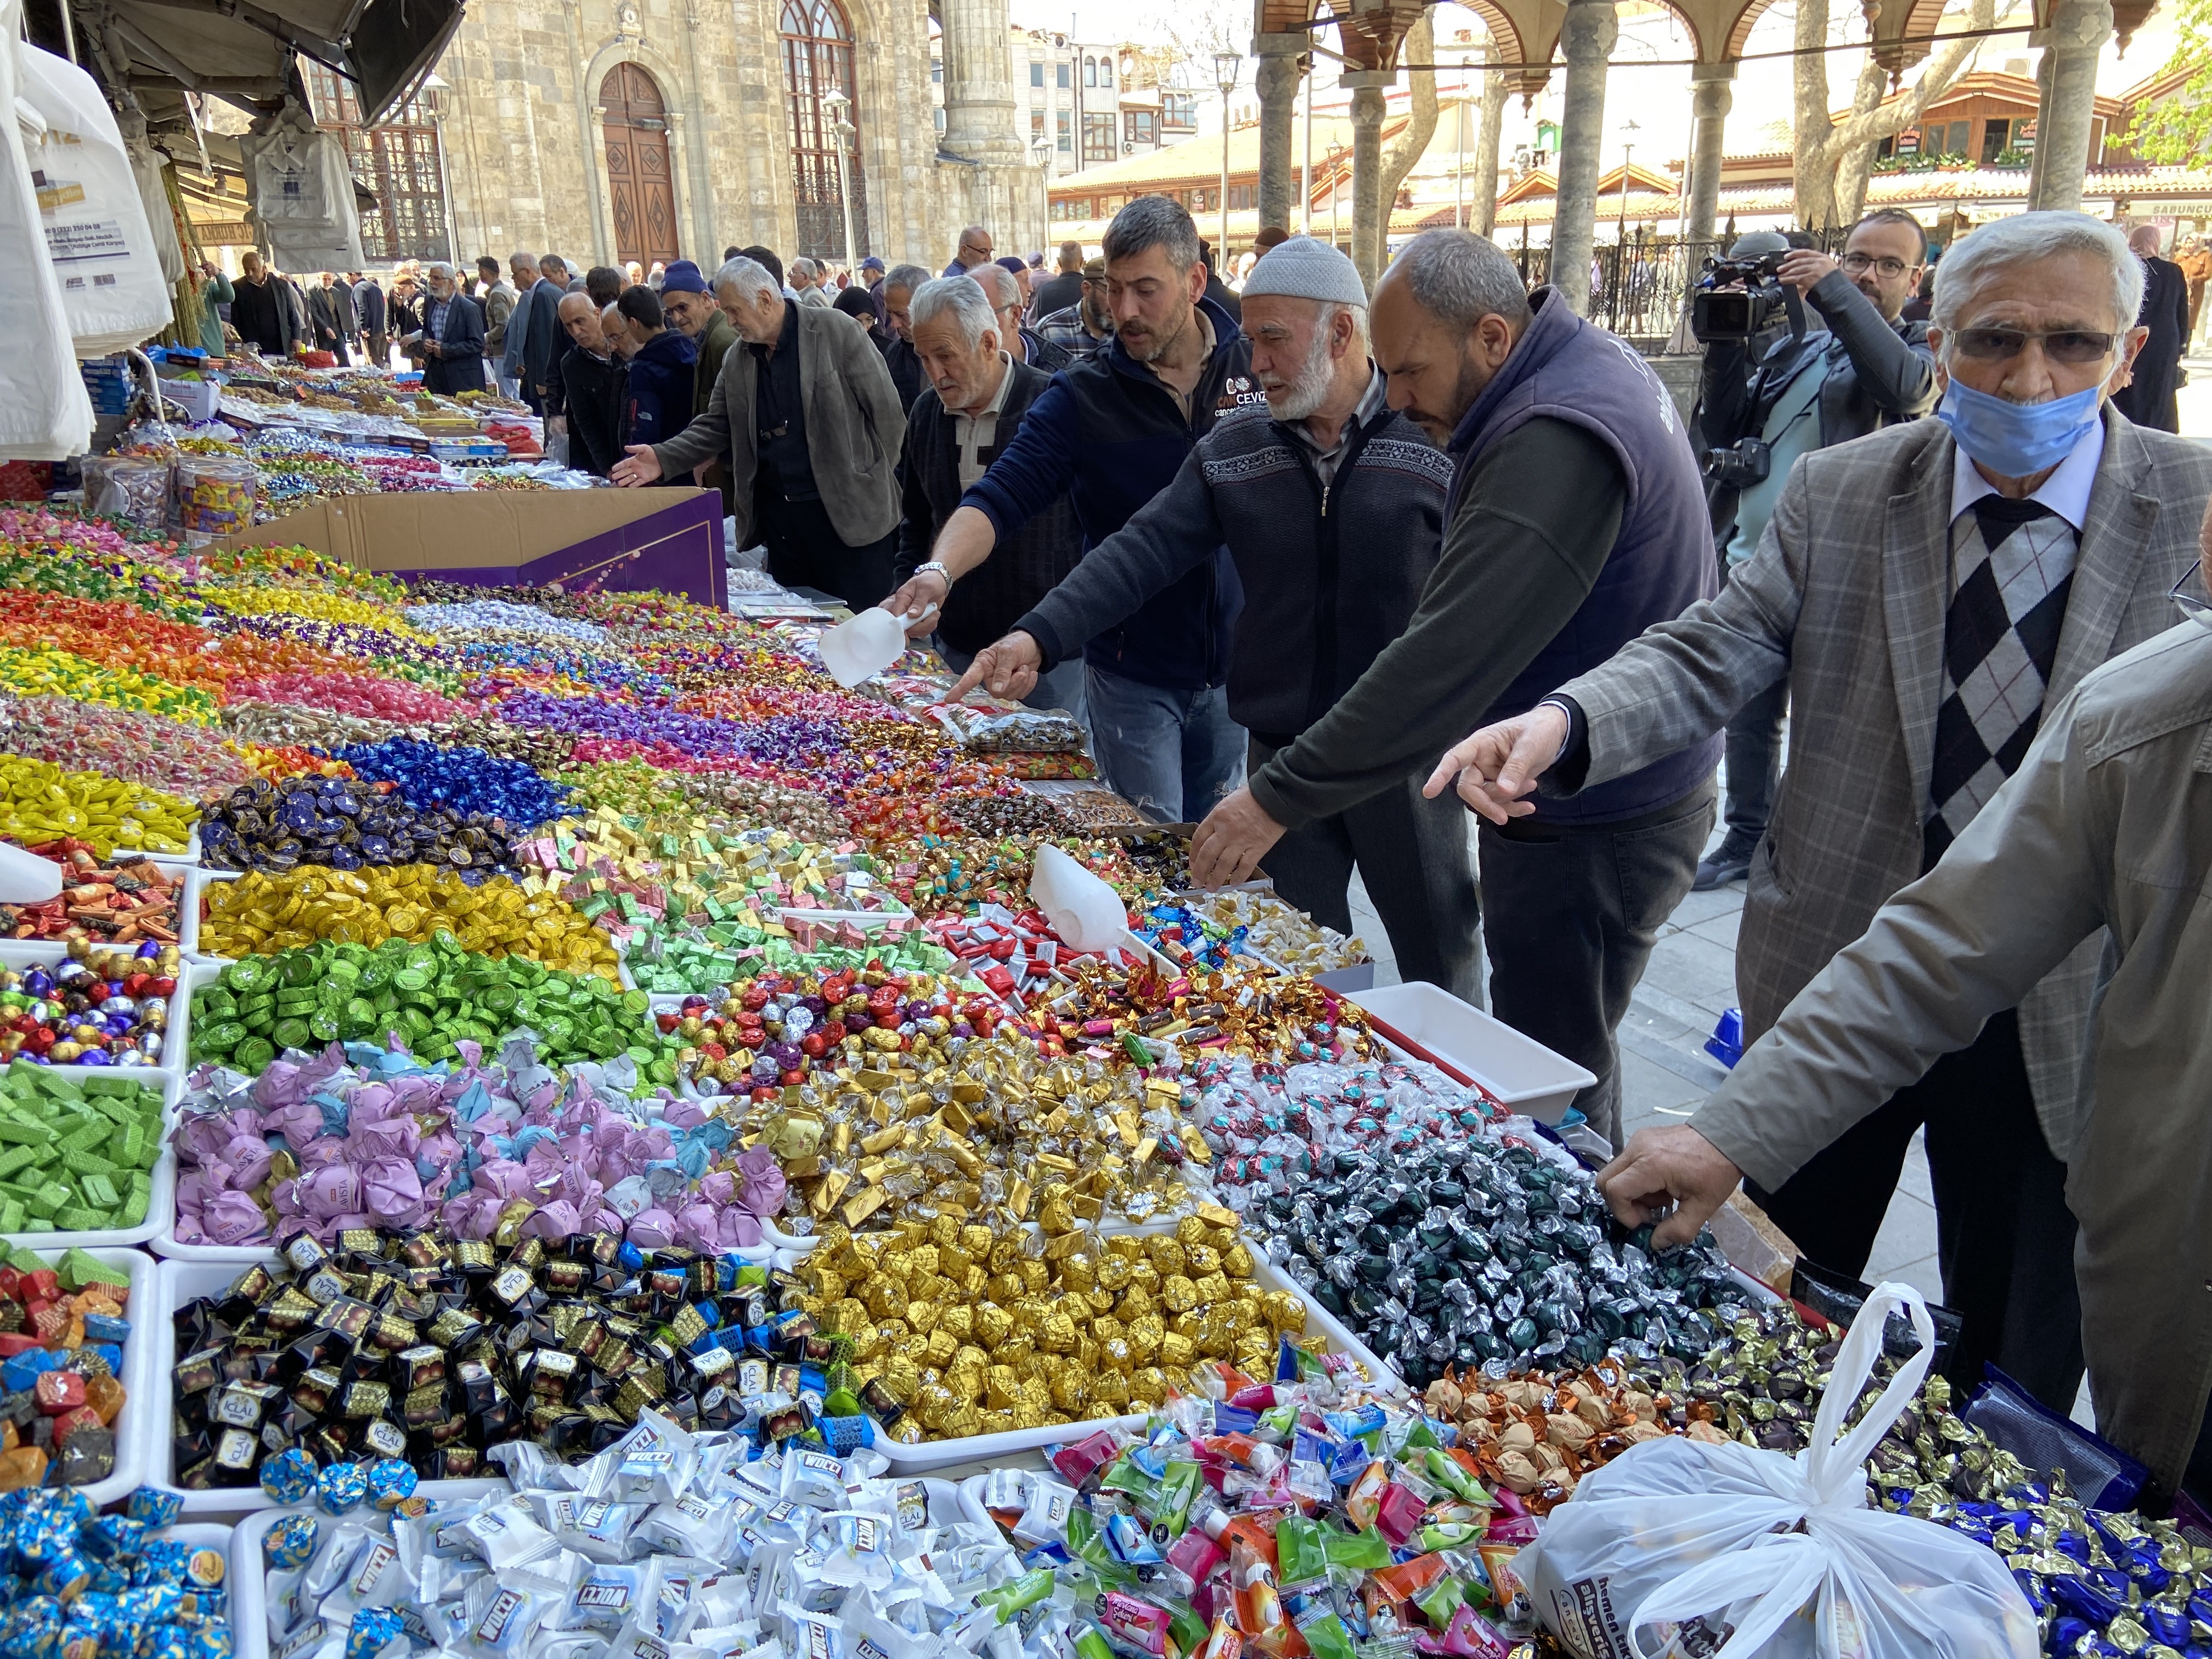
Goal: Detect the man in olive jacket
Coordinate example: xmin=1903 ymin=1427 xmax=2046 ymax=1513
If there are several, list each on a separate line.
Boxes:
xmin=612 ymin=255 xmax=905 ymax=607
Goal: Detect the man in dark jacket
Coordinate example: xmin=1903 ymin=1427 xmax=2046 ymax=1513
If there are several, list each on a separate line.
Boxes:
xmin=356 ymin=274 xmax=389 ymax=370
xmin=555 ymin=291 xmax=625 ymax=476
xmin=954 ymin=239 xmax=1479 ymax=998
xmin=1030 ymin=242 xmax=1085 ymax=323
xmin=1189 ymin=229 xmax=1719 ymax=1143
xmin=510 ymin=255 xmax=570 ymax=412
xmin=307 ymin=272 xmax=349 ymax=354
xmin=228 ymin=252 xmax=294 ymax=356
xmin=615 ymin=285 xmax=697 ymax=460
xmin=656 ymin=259 xmax=737 ymax=510
xmin=970 ymin=263 xmax=1070 ymax=375
xmin=877 ymin=264 xmax=931 ymax=414
xmin=1690 ymin=210 xmax=1938 ymax=890
xmin=2113 ymin=224 xmax=2188 ymax=432
xmin=887 ymin=196 xmax=1257 ymax=823
xmin=897 ymin=276 xmax=1086 ymax=716
xmin=409 ymin=263 xmax=487 ymax=396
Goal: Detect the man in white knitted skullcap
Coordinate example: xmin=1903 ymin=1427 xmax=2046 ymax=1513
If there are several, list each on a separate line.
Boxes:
xmin=949 ymin=233 xmax=1484 ymax=1003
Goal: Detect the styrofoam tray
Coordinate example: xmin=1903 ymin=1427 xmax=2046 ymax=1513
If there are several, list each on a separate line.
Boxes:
xmin=0 ymin=939 xmax=191 ymax=1075
xmin=145 ymin=1256 xmax=514 ymax=1515
xmin=4 ymin=1244 xmax=159 ymax=1506
xmin=1 ymin=1067 xmax=179 ymax=1250
xmin=1348 ymin=981 xmax=1596 ymax=1125
xmin=0 ymin=859 xmax=201 ymax=966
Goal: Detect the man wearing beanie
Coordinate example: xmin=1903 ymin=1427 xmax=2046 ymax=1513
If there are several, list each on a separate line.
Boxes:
xmin=656 ymin=259 xmax=738 ymax=510
xmin=950 ymin=236 xmax=1481 ymax=1000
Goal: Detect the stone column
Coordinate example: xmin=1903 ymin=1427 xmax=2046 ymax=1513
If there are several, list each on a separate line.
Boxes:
xmin=1551 ymin=0 xmax=1617 ymax=315
xmin=1345 ymin=71 xmax=1389 ymax=292
xmin=939 ymin=0 xmax=1024 ymax=166
xmin=2025 ymin=47 xmax=2054 ymax=206
xmin=1683 ymin=59 xmax=1734 ymax=244
xmin=1256 ymin=32 xmax=1305 ymax=234
xmin=2028 ymin=0 xmax=2111 ymax=212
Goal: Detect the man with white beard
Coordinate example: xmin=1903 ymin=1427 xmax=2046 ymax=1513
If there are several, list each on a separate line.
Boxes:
xmin=949 ymin=236 xmax=1480 ymax=1000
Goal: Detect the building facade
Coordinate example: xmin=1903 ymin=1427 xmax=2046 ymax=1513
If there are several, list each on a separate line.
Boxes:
xmin=934 ymin=30 xmax=1196 ymax=181
xmin=419 ymin=0 xmax=1046 ymax=276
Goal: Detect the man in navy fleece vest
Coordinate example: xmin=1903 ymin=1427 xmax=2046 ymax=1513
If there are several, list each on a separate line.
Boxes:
xmin=1190 ymin=228 xmax=1718 ymax=1147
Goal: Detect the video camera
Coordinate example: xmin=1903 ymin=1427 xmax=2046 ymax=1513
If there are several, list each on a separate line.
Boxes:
xmin=1690 ymin=247 xmax=1792 ymax=345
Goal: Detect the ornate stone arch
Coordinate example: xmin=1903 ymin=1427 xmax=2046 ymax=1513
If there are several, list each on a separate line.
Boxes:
xmin=580 ymin=35 xmax=707 ymax=266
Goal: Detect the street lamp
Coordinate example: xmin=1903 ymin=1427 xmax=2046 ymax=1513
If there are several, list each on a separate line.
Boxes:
xmin=822 ymin=86 xmax=858 ymax=273
xmin=420 ymin=72 xmax=458 ymax=266
xmin=1616 ymin=115 xmax=1640 ymax=245
xmin=1032 ymin=134 xmax=1054 ymax=244
xmin=1213 ymin=49 xmax=1241 ymax=274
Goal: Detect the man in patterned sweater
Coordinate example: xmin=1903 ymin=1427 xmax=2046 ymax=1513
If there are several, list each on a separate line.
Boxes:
xmin=949 ymin=236 xmax=1480 ymax=1002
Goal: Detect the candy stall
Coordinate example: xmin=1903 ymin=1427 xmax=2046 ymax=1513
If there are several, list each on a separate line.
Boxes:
xmin=0 ymin=502 xmax=2134 ymax=1659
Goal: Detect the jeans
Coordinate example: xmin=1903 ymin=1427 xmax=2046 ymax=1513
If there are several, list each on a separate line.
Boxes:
xmin=937 ymin=640 xmax=1086 ymax=725
xmin=1250 ymin=738 xmax=1483 ymax=1005
xmin=1748 ymin=1009 xmax=2085 ymax=1412
xmin=1082 ymin=664 xmax=1243 ymax=824
xmin=1720 ymin=674 xmax=1787 ymax=851
xmin=494 ymin=368 xmax=517 ymax=398
xmin=1477 ymin=781 xmax=1716 ymax=1147
xmin=755 ymin=485 xmax=896 ymax=611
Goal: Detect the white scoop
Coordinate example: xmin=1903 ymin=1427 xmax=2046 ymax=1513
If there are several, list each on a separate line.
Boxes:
xmin=0 ymin=843 xmax=61 ymax=905
xmin=819 ymin=605 xmax=930 ymax=689
xmin=1029 ymin=842 xmax=1127 ymax=950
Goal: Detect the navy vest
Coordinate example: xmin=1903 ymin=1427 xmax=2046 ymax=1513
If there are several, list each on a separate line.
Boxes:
xmin=1448 ymin=289 xmax=1722 ymax=823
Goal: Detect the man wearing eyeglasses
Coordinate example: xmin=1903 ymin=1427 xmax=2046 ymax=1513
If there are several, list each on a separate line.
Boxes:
xmin=944 ymin=227 xmax=995 ymax=279
xmin=1425 ymin=211 xmax=2212 ymax=1414
xmin=1596 ymin=523 xmax=2212 ymax=1508
xmin=1691 ymin=211 xmax=1939 ymax=895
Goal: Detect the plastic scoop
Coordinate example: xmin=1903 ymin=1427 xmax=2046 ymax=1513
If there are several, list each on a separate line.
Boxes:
xmin=819 ymin=604 xmax=934 ymax=689
xmin=0 ymin=843 xmax=61 ymax=905
xmin=1029 ymin=842 xmax=1128 ymax=950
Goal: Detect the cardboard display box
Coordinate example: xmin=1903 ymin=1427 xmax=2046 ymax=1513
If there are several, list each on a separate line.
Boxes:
xmin=219 ymin=487 xmax=726 ymax=609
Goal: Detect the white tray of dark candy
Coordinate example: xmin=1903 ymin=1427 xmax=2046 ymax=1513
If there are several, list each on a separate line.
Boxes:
xmin=140 ymin=1254 xmax=513 ymax=1516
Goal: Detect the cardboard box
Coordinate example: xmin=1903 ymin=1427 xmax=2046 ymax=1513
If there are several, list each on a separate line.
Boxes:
xmin=218 ymin=487 xmax=727 ymax=608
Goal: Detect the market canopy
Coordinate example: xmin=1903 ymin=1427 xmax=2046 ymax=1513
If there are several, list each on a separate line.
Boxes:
xmin=48 ymin=0 xmax=460 ymax=132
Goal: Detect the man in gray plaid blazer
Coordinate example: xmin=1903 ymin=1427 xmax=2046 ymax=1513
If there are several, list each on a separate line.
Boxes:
xmin=1427 ymin=211 xmax=2212 ymax=1409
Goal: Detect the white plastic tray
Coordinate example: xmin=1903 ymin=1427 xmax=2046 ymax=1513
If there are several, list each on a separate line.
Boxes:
xmin=144 ymin=1256 xmax=513 ymax=1514
xmin=0 ymin=1067 xmax=179 ymax=1250
xmin=1348 ymin=981 xmax=1597 ymax=1125
xmin=3 ymin=1243 xmax=157 ymax=1506
xmin=0 ymin=939 xmax=191 ymax=1074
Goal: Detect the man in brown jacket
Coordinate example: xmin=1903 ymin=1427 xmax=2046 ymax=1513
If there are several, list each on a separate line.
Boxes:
xmin=1598 ymin=554 xmax=2212 ymax=1504
xmin=611 ymin=254 xmax=905 ymax=607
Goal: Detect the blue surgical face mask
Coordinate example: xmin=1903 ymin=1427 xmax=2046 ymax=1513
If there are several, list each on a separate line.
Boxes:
xmin=1936 ymin=376 xmax=2103 ymax=479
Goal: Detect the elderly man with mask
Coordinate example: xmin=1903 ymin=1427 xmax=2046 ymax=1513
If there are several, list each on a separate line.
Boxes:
xmin=1429 ymin=211 xmax=2212 ymax=1409
xmin=951 ymin=238 xmax=1479 ymax=1000
xmin=895 ymin=277 xmax=1085 ymax=716
xmin=610 ymin=256 xmax=906 ymax=608
xmin=1598 ymin=509 xmax=2212 ymax=1504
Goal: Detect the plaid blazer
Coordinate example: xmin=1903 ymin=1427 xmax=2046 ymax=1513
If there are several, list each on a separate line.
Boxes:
xmin=1555 ymin=408 xmax=2212 ymax=1156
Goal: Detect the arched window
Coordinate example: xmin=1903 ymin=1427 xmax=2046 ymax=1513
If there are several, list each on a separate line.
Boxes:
xmin=1099 ymin=57 xmax=1113 ymax=88
xmin=781 ymin=0 xmax=872 ymax=259
xmin=1083 ymin=56 xmax=1096 ymax=88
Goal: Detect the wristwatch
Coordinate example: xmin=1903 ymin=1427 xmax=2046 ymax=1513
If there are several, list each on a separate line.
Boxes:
xmin=914 ymin=560 xmax=951 ymax=585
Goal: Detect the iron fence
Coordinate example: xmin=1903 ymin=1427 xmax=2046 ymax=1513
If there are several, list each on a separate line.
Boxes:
xmin=1509 ymin=227 xmax=1853 ymax=352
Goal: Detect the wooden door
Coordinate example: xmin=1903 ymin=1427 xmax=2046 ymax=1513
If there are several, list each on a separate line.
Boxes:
xmin=601 ymin=64 xmax=681 ymax=269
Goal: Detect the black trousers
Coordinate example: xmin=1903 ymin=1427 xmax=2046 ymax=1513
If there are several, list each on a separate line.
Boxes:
xmin=1476 ymin=781 xmax=1714 ymax=1148
xmin=1249 ymin=738 xmax=1483 ymax=1007
xmin=1749 ymin=1008 xmax=2085 ymax=1412
xmin=756 ymin=484 xmax=895 ymax=611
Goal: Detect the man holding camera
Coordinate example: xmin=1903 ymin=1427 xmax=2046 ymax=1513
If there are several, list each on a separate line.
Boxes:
xmin=1691 ymin=212 xmax=1938 ymax=890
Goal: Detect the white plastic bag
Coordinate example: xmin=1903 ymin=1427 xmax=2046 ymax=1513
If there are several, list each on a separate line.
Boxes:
xmin=16 ymin=41 xmax=175 ymax=354
xmin=1517 ymin=1283 xmax=2038 ymax=1659
xmin=0 ymin=0 xmax=91 ymax=455
xmin=240 ymin=105 xmax=364 ymax=272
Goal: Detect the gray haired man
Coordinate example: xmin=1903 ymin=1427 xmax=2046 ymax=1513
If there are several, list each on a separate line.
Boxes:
xmin=955 ymin=239 xmax=1480 ymax=998
xmin=611 ymin=256 xmax=906 ymax=608
xmin=1432 ymin=211 xmax=2212 ymax=1407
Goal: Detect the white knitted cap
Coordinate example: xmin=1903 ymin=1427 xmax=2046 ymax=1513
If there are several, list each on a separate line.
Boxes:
xmin=1239 ymin=236 xmax=1367 ymax=307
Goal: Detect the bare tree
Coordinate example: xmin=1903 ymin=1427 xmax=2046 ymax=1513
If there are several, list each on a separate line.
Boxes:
xmin=1372 ymin=10 xmax=1438 ymax=272
xmin=1791 ymin=0 xmax=1994 ymax=228
xmin=1468 ymin=31 xmax=1507 ymax=238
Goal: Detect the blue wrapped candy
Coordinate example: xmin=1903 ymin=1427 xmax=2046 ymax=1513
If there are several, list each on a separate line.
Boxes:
xmin=125 ymin=1489 xmax=183 ymax=1530
xmin=365 ymin=1459 xmax=417 ymax=1510
xmin=316 ymin=1462 xmax=369 ymax=1516
xmin=261 ymin=1514 xmax=319 ymax=1572
xmin=259 ymin=1447 xmax=317 ymax=1505
xmin=345 ymin=1607 xmax=406 ymax=1659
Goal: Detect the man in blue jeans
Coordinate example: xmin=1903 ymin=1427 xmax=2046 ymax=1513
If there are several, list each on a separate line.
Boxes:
xmin=887 ymin=196 xmax=1255 ymax=822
